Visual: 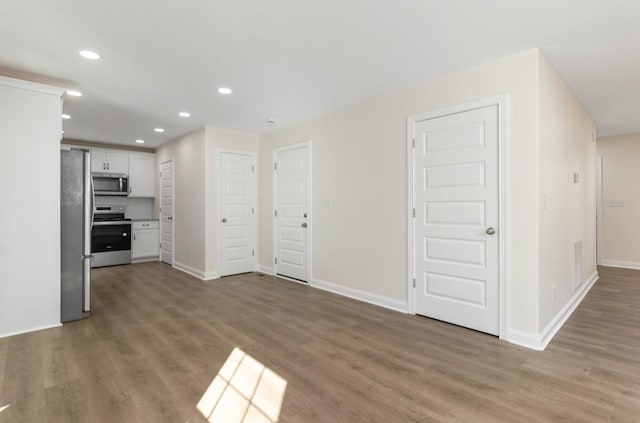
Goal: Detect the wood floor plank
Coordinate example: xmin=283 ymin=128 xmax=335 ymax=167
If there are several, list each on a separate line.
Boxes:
xmin=2 ymin=263 xmax=640 ymax=422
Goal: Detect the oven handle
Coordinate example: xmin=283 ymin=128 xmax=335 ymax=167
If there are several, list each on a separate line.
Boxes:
xmin=92 ymin=221 xmax=133 ymax=227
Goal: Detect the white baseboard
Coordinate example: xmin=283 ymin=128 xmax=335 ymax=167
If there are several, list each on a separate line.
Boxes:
xmin=173 ymin=261 xmax=205 ymax=280
xmin=203 ymin=271 xmax=219 ymax=281
xmin=310 ymin=277 xmax=408 ymax=314
xmin=258 ymin=265 xmax=273 ymax=275
xmin=601 ymin=259 xmax=640 ymax=270
xmin=173 ymin=261 xmax=219 ymax=281
xmin=0 ymin=322 xmax=62 ymax=340
xmin=131 ymin=256 xmax=159 ymax=264
xmin=507 ymin=271 xmax=599 ymax=351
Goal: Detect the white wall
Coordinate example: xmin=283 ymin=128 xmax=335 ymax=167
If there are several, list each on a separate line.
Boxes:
xmin=597 ymin=133 xmax=640 ymax=267
xmin=258 ymin=49 xmax=541 ymax=334
xmin=537 ymin=54 xmax=597 ymax=333
xmin=0 ymin=76 xmax=64 ymax=338
xmin=156 ymin=126 xmax=258 ymax=278
xmin=156 ymin=128 xmax=207 ymax=273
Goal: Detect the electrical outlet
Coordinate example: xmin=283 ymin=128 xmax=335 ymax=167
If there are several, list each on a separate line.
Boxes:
xmin=607 ymin=199 xmax=624 ymax=207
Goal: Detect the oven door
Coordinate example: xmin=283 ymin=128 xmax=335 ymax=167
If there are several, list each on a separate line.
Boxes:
xmin=91 ymin=222 xmax=132 ymax=253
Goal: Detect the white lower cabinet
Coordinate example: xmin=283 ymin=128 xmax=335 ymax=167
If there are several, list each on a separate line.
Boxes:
xmin=132 ymin=221 xmax=159 ymax=260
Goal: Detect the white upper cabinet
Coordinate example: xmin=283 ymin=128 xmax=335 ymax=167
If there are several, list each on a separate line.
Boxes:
xmin=91 ymin=149 xmax=129 ymax=174
xmin=128 ymin=153 xmax=155 ymax=198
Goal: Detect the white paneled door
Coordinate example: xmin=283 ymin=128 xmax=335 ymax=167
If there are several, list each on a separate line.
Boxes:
xmin=413 ymin=104 xmax=500 ymax=335
xmin=220 ymin=152 xmax=256 ymax=277
xmin=274 ymin=143 xmax=310 ymax=283
xmin=160 ymin=160 xmax=174 ymax=265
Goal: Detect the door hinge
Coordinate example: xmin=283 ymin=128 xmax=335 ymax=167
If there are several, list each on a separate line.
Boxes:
xmin=413 ymin=278 xmax=416 ymax=288
xmin=275 ymin=257 xmax=277 ymax=264
xmin=159 ymin=242 xmax=162 ymax=248
xmin=274 ymin=162 xmax=278 ymax=170
xmin=274 ymin=210 xmax=278 ymax=217
xmin=252 ymin=207 xmax=255 ymax=214
xmin=252 ymin=165 xmax=255 ymax=172
xmin=252 ymin=250 xmax=255 ymax=257
xmin=412 ymin=137 xmax=415 ymax=148
xmin=412 ymin=208 xmax=415 ymax=218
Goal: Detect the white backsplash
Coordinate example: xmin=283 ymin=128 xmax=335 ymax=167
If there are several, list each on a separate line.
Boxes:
xmin=95 ymin=196 xmax=154 ymax=219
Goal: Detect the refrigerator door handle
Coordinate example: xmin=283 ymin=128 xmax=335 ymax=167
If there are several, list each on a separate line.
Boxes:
xmin=90 ymin=174 xmax=95 ymax=229
xmin=83 ymin=257 xmax=91 ymax=312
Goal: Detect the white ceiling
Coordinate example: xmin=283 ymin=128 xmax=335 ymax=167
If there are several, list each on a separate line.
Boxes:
xmin=1 ymin=0 xmax=638 ymax=148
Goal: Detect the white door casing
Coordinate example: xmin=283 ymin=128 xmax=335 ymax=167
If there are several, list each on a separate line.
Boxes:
xmin=160 ymin=159 xmax=174 ymax=265
xmin=273 ymin=142 xmax=311 ymax=283
xmin=218 ymin=151 xmax=257 ymax=277
xmin=410 ymin=101 xmax=504 ymax=336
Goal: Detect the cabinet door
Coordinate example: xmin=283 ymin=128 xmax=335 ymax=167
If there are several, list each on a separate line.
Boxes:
xmin=106 ymin=152 xmax=129 ymax=174
xmin=128 ymin=154 xmax=155 ymax=197
xmin=132 ymin=228 xmax=159 ymax=259
xmin=90 ymin=150 xmax=107 ymax=172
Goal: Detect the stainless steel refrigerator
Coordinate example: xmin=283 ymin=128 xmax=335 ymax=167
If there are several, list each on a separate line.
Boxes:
xmin=61 ymin=149 xmax=93 ymax=322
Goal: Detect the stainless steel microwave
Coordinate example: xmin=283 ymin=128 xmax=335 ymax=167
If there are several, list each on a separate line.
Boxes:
xmin=92 ymin=173 xmax=128 ymax=196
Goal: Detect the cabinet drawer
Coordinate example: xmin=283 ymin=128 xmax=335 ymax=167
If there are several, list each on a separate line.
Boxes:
xmin=133 ymin=221 xmax=159 ymax=230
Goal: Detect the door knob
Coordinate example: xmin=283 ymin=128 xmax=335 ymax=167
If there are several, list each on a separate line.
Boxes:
xmin=222 ymin=218 xmax=227 ymax=223
xmin=302 ymin=222 xmax=307 ymax=228
xmin=486 ymin=227 xmax=496 ymax=235
xmin=168 ymin=216 xmax=173 ymax=221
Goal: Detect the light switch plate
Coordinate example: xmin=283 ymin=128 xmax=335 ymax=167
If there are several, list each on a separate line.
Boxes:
xmin=607 ymin=199 xmax=624 ymax=207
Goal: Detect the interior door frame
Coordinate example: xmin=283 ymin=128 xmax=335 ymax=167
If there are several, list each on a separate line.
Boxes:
xmin=407 ymin=94 xmax=509 ymax=340
xmin=272 ymin=140 xmax=312 ymax=284
xmin=216 ymin=148 xmax=258 ymax=277
xmin=159 ymin=158 xmax=175 ymax=266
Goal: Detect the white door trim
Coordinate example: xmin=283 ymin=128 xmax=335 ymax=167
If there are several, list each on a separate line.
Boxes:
xmin=407 ymin=94 xmax=509 ymax=340
xmin=159 ymin=158 xmax=175 ymax=266
xmin=272 ymin=140 xmax=312 ymax=284
xmin=216 ymin=148 xmax=258 ymax=277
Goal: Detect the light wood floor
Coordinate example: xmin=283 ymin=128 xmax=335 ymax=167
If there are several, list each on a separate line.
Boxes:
xmin=1 ymin=264 xmax=640 ymax=422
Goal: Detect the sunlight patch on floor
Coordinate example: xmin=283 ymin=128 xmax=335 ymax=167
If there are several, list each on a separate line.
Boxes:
xmin=197 ymin=347 xmax=287 ymax=423
xmin=0 ymin=404 xmax=10 ymax=413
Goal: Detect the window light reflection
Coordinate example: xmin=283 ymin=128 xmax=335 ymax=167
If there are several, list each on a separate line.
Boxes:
xmin=0 ymin=404 xmax=10 ymax=413
xmin=197 ymin=347 xmax=287 ymax=423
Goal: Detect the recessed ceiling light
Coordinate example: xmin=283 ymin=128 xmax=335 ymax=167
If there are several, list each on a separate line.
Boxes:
xmin=66 ymin=90 xmax=82 ymax=97
xmin=154 ymin=128 xmax=164 ymax=133
xmin=135 ymin=139 xmax=145 ymax=144
xmin=79 ymin=50 xmax=100 ymax=60
xmin=217 ymin=87 xmax=232 ymax=95
xmin=179 ymin=111 xmax=191 ymax=118
xmin=62 ymin=114 xmax=71 ymax=119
